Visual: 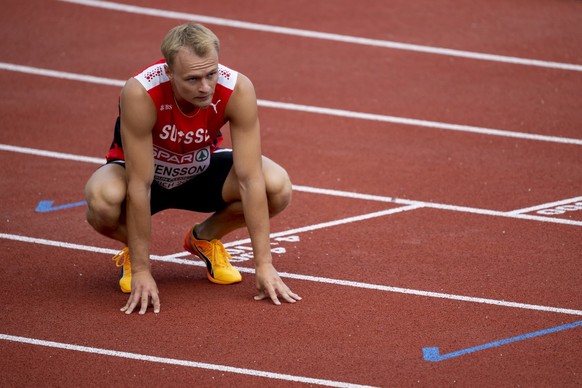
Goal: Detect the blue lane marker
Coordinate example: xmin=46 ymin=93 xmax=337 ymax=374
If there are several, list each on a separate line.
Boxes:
xmin=423 ymin=320 xmax=582 ymax=362
xmin=35 ymin=200 xmax=87 ymax=213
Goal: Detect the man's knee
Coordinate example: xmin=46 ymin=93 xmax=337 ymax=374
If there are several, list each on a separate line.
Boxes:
xmin=84 ymin=171 xmax=126 ymax=233
xmin=266 ymin=163 xmax=292 ymax=216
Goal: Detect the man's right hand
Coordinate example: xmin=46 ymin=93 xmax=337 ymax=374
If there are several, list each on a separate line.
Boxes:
xmin=120 ymin=270 xmax=161 ymax=315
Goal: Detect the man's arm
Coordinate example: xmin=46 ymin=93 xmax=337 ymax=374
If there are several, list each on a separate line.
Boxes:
xmin=226 ymin=74 xmax=300 ymax=305
xmin=118 ymin=78 xmax=161 ymax=314
xmin=227 ymin=74 xmax=271 ymax=267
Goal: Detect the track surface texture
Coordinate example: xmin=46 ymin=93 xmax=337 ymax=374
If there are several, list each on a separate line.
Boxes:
xmin=1 ymin=0 xmax=581 ymax=387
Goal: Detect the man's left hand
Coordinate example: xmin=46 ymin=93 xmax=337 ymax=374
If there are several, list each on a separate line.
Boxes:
xmin=254 ymin=263 xmax=302 ymax=305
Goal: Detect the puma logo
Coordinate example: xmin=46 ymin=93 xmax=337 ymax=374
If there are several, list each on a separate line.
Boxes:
xmin=210 ymin=100 xmax=221 ymax=114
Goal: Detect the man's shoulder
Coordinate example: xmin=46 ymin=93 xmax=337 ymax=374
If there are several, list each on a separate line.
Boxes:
xmin=133 ymin=59 xmax=170 ymax=92
xmin=217 ymin=64 xmax=238 ymax=91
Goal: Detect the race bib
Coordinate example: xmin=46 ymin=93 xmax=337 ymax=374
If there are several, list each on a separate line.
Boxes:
xmin=153 ymin=145 xmax=211 ymax=189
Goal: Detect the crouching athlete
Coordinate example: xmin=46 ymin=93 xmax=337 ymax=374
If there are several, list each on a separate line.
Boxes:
xmin=84 ymin=23 xmax=301 ymax=315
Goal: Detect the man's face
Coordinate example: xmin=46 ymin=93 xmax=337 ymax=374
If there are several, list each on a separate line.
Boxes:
xmin=167 ymin=47 xmax=219 ymax=109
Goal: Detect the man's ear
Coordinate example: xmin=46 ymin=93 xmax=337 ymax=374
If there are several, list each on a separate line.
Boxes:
xmin=165 ymin=64 xmax=172 ymax=79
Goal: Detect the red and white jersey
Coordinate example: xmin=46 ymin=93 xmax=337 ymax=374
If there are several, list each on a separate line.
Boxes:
xmin=107 ymin=59 xmax=238 ymax=189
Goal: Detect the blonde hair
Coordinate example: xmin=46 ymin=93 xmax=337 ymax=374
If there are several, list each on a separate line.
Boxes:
xmin=161 ymin=23 xmax=220 ymax=67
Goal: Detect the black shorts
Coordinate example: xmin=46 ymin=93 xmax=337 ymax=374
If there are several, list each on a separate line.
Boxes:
xmin=108 ymin=149 xmax=233 ymax=215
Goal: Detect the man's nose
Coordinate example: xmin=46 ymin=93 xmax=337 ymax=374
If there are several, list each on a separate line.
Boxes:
xmin=200 ymin=78 xmax=211 ymax=93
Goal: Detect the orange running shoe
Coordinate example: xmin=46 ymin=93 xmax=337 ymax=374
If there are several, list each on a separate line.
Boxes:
xmin=184 ymin=225 xmax=242 ymax=284
xmin=112 ymin=247 xmax=131 ymax=293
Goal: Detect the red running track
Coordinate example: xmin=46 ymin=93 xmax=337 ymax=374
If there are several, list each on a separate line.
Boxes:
xmin=1 ymin=0 xmax=582 ymax=386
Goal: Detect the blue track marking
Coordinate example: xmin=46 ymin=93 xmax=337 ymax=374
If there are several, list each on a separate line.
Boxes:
xmin=423 ymin=320 xmax=582 ymax=362
xmin=35 ymin=200 xmax=87 ymax=213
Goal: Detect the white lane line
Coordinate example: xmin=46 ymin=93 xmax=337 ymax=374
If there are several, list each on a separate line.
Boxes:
xmin=57 ymin=0 xmax=582 ymax=72
xmin=508 ymin=196 xmax=582 ymax=215
xmin=0 ymin=143 xmax=105 ymax=165
xmin=0 ymin=62 xmax=124 ymax=87
xmin=292 ymin=185 xmax=582 ymax=227
xmin=2 ymin=143 xmax=582 ymax=227
xmin=2 ymin=62 xmax=581 ymax=146
xmin=0 ymin=232 xmax=203 ymax=266
xmin=271 ymin=271 xmax=582 ymax=317
xmin=166 ymin=205 xmax=424 ymax=259
xmin=2 ymin=232 xmax=581 ymax=316
xmin=0 ymin=334 xmax=376 ymax=388
xmin=258 ymin=100 xmax=582 ymax=146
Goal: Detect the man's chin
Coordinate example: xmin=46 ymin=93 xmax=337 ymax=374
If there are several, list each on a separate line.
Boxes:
xmin=193 ymin=96 xmax=213 ymax=108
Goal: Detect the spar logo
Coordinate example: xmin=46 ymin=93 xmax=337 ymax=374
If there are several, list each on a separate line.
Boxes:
xmin=159 ymin=124 xmax=211 ymax=145
xmin=153 ymin=147 xmax=210 ymax=164
xmin=195 ymin=148 xmax=209 ymax=162
xmin=154 ymin=147 xmax=193 ymax=163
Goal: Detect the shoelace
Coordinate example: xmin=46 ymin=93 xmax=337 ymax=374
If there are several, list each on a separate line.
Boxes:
xmin=210 ymin=240 xmax=232 ymax=268
xmin=112 ymin=248 xmax=129 ymax=268
xmin=189 ymin=234 xmax=233 ymax=269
